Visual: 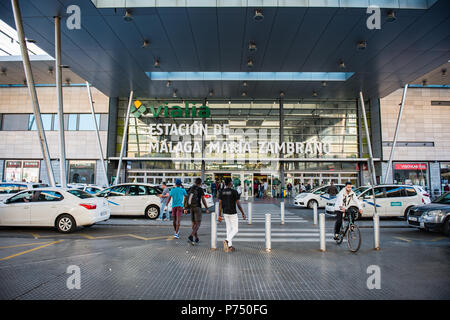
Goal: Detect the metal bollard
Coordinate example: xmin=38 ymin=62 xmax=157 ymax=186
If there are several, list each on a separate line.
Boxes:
xmin=319 ymin=213 xmax=326 ymax=252
xmin=245 ymin=191 xmax=248 ymax=201
xmin=280 ymin=201 xmax=285 ymax=225
xmin=265 ymin=213 xmax=271 ymax=252
xmin=373 ymin=214 xmax=380 ymax=250
xmin=248 ymin=202 xmax=252 ymax=225
xmin=313 ymin=202 xmax=318 ymax=225
xmin=211 ymin=211 xmax=217 ymax=250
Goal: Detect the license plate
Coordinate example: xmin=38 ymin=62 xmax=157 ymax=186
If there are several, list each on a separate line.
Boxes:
xmin=408 ymin=217 xmax=417 ymax=222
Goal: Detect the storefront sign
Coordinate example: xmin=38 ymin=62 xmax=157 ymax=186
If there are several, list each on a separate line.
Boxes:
xmin=394 ymin=163 xmax=427 ymax=170
xmin=6 ymin=161 xmax=22 ymax=168
xmin=23 ymin=161 xmax=39 ymax=168
xmin=132 ymin=100 xmax=210 ymax=118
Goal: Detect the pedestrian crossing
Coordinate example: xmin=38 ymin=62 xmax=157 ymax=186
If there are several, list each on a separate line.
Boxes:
xmin=216 ymin=213 xmax=336 ymax=243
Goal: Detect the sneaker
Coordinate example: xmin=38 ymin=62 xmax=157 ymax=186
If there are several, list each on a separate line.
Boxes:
xmin=228 ymin=246 xmax=234 ymax=252
xmin=174 ymin=233 xmax=179 ymax=239
xmin=333 ymin=234 xmax=339 ymax=240
xmin=223 ymin=240 xmax=229 ymax=252
xmin=188 ymin=235 xmax=195 ymax=246
xmin=163 ymin=219 xmax=168 ymax=222
xmin=195 ymin=237 xmax=199 ymax=244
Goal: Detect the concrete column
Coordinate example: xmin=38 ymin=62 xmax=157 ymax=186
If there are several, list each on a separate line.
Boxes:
xmin=279 ymin=97 xmax=285 ymax=191
xmin=201 ymin=99 xmax=206 ymax=182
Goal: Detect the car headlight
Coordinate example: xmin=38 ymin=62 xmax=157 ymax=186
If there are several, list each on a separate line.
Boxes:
xmin=424 ymin=210 xmax=443 ymax=217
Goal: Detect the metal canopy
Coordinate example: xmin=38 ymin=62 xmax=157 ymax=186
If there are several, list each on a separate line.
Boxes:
xmin=0 ymin=0 xmax=448 ymax=99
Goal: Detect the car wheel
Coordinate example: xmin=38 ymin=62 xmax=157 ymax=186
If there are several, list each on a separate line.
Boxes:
xmin=307 ymin=200 xmax=318 ymax=209
xmin=56 ymin=214 xmax=76 ymax=233
xmin=145 ymin=205 xmax=160 ymax=219
xmin=443 ymin=217 xmax=450 ymax=236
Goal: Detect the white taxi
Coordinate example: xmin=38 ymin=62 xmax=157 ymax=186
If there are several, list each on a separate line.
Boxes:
xmin=325 ymin=185 xmax=430 ymax=218
xmin=0 ymin=188 xmax=110 ymax=233
xmin=96 ymin=183 xmax=161 ymax=219
xmin=294 ymin=184 xmax=344 ymax=209
xmin=0 ymin=182 xmax=49 ymax=202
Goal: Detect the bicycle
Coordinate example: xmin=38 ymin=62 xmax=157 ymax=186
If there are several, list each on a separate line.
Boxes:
xmin=335 ymin=207 xmax=361 ymax=252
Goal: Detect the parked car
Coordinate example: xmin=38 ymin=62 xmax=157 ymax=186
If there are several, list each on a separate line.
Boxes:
xmin=407 ymin=192 xmax=450 ymax=235
xmin=0 ymin=182 xmax=49 ymax=202
xmin=325 ymin=185 xmax=431 ymax=218
xmin=69 ymin=184 xmax=105 ymax=194
xmin=0 ymin=188 xmax=110 ymax=233
xmin=294 ymin=184 xmax=345 ymax=209
xmin=96 ymin=183 xmax=161 ymax=219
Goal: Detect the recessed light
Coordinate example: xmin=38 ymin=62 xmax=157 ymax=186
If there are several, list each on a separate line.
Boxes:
xmin=248 ymin=41 xmax=257 ymax=52
xmin=123 ymin=9 xmax=133 ymax=22
xmin=242 ymin=81 xmax=248 ymax=87
xmin=254 ymin=9 xmax=264 ymax=21
xmin=48 ymin=66 xmax=53 ymax=75
xmin=280 ymin=91 xmax=285 ymax=98
xmin=209 ymin=90 xmax=214 ymax=97
xmin=1 ymin=67 xmax=7 ymax=76
xmin=357 ymin=41 xmax=367 ymax=50
xmin=339 ymin=60 xmax=346 ymax=69
xmin=247 ymin=59 xmax=253 ymax=68
xmin=154 ymin=59 xmax=160 ymax=68
xmin=322 ymin=81 xmax=327 ymax=87
xmin=442 ymin=69 xmax=447 ymax=77
xmin=173 ymin=90 xmax=177 ymax=98
xmin=242 ymin=91 xmax=247 ymax=97
xmin=166 ymin=81 xmax=171 ymax=87
xmin=23 ymin=79 xmax=27 ymax=85
xmin=386 ymin=10 xmax=396 ymax=22
xmin=422 ymin=79 xmax=427 ymax=86
xmin=313 ymin=91 xmax=318 ymax=97
xmin=142 ymin=40 xmax=150 ymax=48
xmin=65 ymin=78 xmax=71 ymax=85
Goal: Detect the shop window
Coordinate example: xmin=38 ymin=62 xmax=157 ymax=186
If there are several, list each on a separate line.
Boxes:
xmin=69 ymin=161 xmax=96 ymax=184
xmin=4 ymin=160 xmax=40 ymax=182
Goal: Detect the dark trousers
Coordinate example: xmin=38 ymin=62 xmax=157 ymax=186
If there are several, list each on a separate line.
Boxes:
xmin=334 ymin=210 xmax=344 ymax=234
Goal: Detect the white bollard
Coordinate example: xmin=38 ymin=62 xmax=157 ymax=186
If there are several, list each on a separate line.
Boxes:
xmin=245 ymin=190 xmax=248 ymax=201
xmin=280 ymin=201 xmax=285 ymax=225
xmin=319 ymin=213 xmax=326 ymax=252
xmin=313 ymin=202 xmax=318 ymax=225
xmin=248 ymin=202 xmax=252 ymax=225
xmin=265 ymin=213 xmax=271 ymax=252
xmin=211 ymin=211 xmax=217 ymax=250
xmin=373 ymin=214 xmax=380 ymax=250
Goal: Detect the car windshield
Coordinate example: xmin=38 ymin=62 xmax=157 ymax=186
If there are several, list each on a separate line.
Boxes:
xmin=67 ymin=189 xmax=94 ymax=199
xmin=312 ymin=186 xmax=327 ymax=194
xmin=432 ymin=192 xmax=450 ymax=205
xmin=354 ymin=186 xmax=370 ymax=196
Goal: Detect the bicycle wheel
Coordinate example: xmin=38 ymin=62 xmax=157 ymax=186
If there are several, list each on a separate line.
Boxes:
xmin=346 ymin=224 xmax=361 ymax=252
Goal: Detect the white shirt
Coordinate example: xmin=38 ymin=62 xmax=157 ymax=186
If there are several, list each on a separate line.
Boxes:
xmin=333 ymin=189 xmax=363 ymax=212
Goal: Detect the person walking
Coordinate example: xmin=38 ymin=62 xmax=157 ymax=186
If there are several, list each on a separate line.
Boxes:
xmin=218 ymin=178 xmax=246 ymax=252
xmin=158 ymin=182 xmax=170 ymax=221
xmin=263 ymin=180 xmax=268 ymax=199
xmin=185 ymin=178 xmax=209 ymax=245
xmin=327 ymin=181 xmax=338 ymax=199
xmin=287 ymin=183 xmax=293 ymax=198
xmin=301 ymin=183 xmax=306 ymax=193
xmin=166 ymin=179 xmax=187 ymax=239
xmin=211 ymin=180 xmax=217 ymax=199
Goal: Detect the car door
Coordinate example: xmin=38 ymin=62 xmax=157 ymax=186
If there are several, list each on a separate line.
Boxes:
xmin=30 ymin=190 xmax=64 ymax=226
xmin=360 ymin=187 xmax=386 ymax=216
xmin=384 ymin=186 xmax=406 ymax=217
xmin=0 ymin=191 xmax=33 ymax=225
xmin=103 ymin=185 xmax=128 ymax=215
xmin=126 ymin=185 xmax=148 ymax=214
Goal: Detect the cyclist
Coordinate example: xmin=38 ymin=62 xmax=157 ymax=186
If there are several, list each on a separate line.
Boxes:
xmin=333 ymin=181 xmax=363 ymax=240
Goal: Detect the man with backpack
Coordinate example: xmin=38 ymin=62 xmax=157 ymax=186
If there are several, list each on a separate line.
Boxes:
xmin=184 ymin=178 xmax=210 ymax=245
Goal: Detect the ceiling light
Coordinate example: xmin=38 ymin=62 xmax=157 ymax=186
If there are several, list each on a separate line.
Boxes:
xmin=48 ymin=66 xmax=53 ymax=75
xmin=242 ymin=81 xmax=248 ymax=87
xmin=241 ymin=91 xmax=247 ymax=97
xmin=254 ymin=9 xmax=264 ymax=21
xmin=386 ymin=10 xmax=396 ymax=22
xmin=248 ymin=41 xmax=257 ymax=52
xmin=422 ymin=79 xmax=427 ymax=86
xmin=322 ymin=81 xmax=327 ymax=87
xmin=209 ymin=90 xmax=214 ymax=97
xmin=280 ymin=91 xmax=285 ymax=98
xmin=247 ymin=59 xmax=253 ymax=68
xmin=442 ymin=69 xmax=447 ymax=77
xmin=357 ymin=41 xmax=367 ymax=50
xmin=313 ymin=91 xmax=318 ymax=97
xmin=23 ymin=79 xmax=27 ymax=85
xmin=154 ymin=59 xmax=160 ymax=68
xmin=166 ymin=81 xmax=171 ymax=87
xmin=65 ymin=78 xmax=71 ymax=85
xmin=123 ymin=9 xmax=133 ymax=22
xmin=1 ymin=67 xmax=6 ymax=76
xmin=173 ymin=90 xmax=177 ymax=98
xmin=142 ymin=40 xmax=150 ymax=48
xmin=339 ymin=60 xmax=346 ymax=69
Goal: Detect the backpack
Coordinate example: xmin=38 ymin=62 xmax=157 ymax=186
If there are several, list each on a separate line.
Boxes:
xmin=185 ymin=186 xmax=201 ymax=208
